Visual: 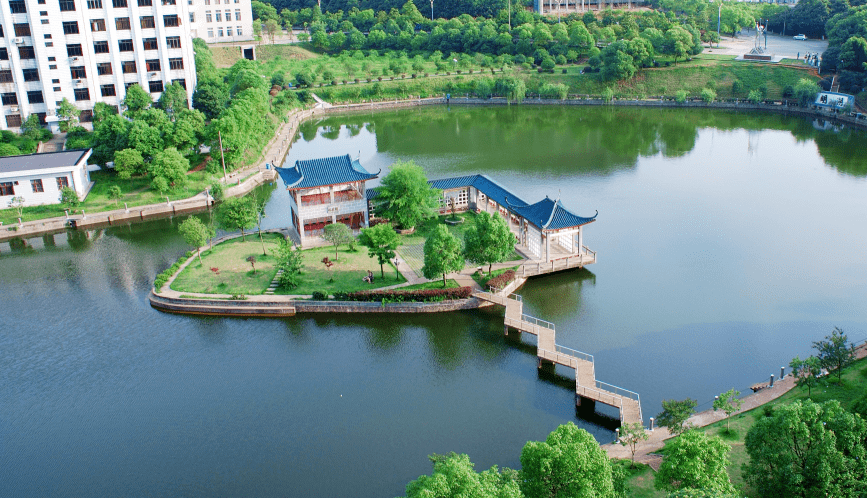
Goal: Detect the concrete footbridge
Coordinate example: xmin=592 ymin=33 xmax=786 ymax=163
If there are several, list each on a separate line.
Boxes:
xmin=474 ymin=289 xmax=643 ymax=426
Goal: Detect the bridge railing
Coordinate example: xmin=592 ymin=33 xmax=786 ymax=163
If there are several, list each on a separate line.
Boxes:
xmin=556 ymin=344 xmax=594 ymax=364
xmin=507 ymin=293 xmax=523 ymax=302
xmin=521 ymin=314 xmax=555 ymax=331
xmin=596 ymin=380 xmax=641 ymax=402
xmin=577 ymin=384 xmax=624 ymax=416
xmin=538 ymin=348 xmax=577 ymax=367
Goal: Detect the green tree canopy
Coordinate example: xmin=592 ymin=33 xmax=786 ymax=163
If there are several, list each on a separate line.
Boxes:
xmin=713 ymin=388 xmax=743 ymax=433
xmin=359 ymin=222 xmax=401 ymax=278
xmin=656 ymin=398 xmax=698 ymax=436
xmin=113 ymin=148 xmax=145 ymax=181
xmin=520 ymin=421 xmax=615 ymax=498
xmin=376 ymin=160 xmax=440 ymax=230
xmin=192 ymin=82 xmax=230 ymax=120
xmin=158 ymin=82 xmax=188 ymax=118
xmin=463 ymin=211 xmax=515 ymax=277
xmin=813 ymin=326 xmax=856 ymax=381
xmin=322 ymin=223 xmax=354 ymax=260
xmin=404 ymin=452 xmax=522 ymax=498
xmin=789 ymin=354 xmax=822 ymax=396
xmin=178 ymin=216 xmax=215 ymax=264
xmin=56 ymin=98 xmax=80 ymax=132
xmin=655 ymin=430 xmax=736 ymax=494
xmin=20 ymin=115 xmax=45 ymax=141
xmin=422 ymin=224 xmax=464 ymax=287
xmin=151 ymin=147 xmax=190 ymax=189
xmin=123 ymin=84 xmax=153 ymax=117
xmin=743 ymin=399 xmax=867 ymax=498
xmin=216 ymin=196 xmax=258 ymax=241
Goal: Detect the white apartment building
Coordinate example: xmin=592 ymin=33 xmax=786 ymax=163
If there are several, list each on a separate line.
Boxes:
xmin=188 ymin=0 xmax=251 ymax=44
xmin=0 ymin=0 xmax=197 ymax=131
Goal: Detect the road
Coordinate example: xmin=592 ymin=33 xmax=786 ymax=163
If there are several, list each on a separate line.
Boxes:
xmin=709 ymin=28 xmax=828 ymax=60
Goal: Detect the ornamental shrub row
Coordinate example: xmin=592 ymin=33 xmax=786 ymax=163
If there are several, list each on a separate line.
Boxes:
xmin=153 ymin=251 xmax=194 ymax=290
xmin=486 ymin=270 xmax=516 ymax=291
xmin=331 ymin=286 xmax=473 ymax=303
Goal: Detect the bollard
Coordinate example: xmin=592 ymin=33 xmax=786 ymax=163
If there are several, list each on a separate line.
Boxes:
xmin=124 ymin=202 xmax=129 ymax=213
xmin=770 ymin=374 xmax=775 ymax=388
xmin=614 ymin=427 xmax=620 ymax=443
xmin=81 ymin=210 xmax=86 ymax=220
xmin=65 ymin=210 xmax=69 ymax=219
xmin=781 ymin=366 xmax=785 ymax=380
xmin=166 ymin=196 xmax=170 ymax=205
xmin=649 ymin=417 xmax=655 ymax=431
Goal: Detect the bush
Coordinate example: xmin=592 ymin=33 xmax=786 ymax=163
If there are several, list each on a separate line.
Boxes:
xmin=486 ymin=270 xmax=516 ymax=291
xmin=312 ymin=291 xmax=328 ymax=300
xmin=675 ymin=90 xmax=688 ymax=103
xmin=700 ymin=88 xmax=716 ymax=103
xmin=747 ymin=89 xmax=763 ymax=104
xmin=731 ymin=80 xmax=743 ymax=95
xmin=334 ymin=287 xmax=472 ymax=303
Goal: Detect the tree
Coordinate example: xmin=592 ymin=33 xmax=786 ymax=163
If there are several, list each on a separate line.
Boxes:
xmin=113 ymin=148 xmax=144 ymax=182
xmin=216 ymin=196 xmax=257 ymax=241
xmin=656 ymin=398 xmax=698 ymax=436
xmin=178 ymin=216 xmax=214 ymax=265
xmin=495 ymin=76 xmax=526 ymax=103
xmin=0 ymin=143 xmax=21 ymax=156
xmin=793 ymin=78 xmax=819 ymax=106
xmin=323 ymin=223 xmax=354 ymax=260
xmin=376 ymin=160 xmax=440 ymax=230
xmin=107 ymin=185 xmax=122 ymax=206
xmin=404 ymin=452 xmax=522 ymax=498
xmin=464 ymin=211 xmax=515 ymax=277
xmin=246 ymin=255 xmax=257 ymax=273
xmin=655 ymin=430 xmax=735 ymax=494
xmin=59 ymin=186 xmax=79 ymax=209
xmin=277 ymin=241 xmax=303 ymax=290
xmin=150 ymin=147 xmax=190 ymax=189
xmin=713 ymin=389 xmax=743 ymax=433
xmin=520 ymin=421 xmax=616 ymax=498
xmin=8 ymin=196 xmax=25 ymax=218
xmin=123 ymin=84 xmax=153 ymax=117
xmin=20 ymin=115 xmax=44 ymax=141
xmin=422 ymin=224 xmax=464 ymax=287
xmin=294 ymin=68 xmax=317 ymax=87
xmin=812 ymin=326 xmax=855 ymax=381
xmin=264 ymin=18 xmax=281 ymax=44
xmin=664 ymin=26 xmax=692 ymax=65
xmin=192 ymin=82 xmax=230 ymax=120
xmin=358 ymin=222 xmax=401 ymax=278
xmin=56 ymin=98 xmax=80 ymax=132
xmin=619 ymin=422 xmax=649 ymax=467
xmin=127 ymin=121 xmax=163 ymax=161
xmin=158 ymin=82 xmax=188 ymax=119
xmin=743 ymin=399 xmax=867 ymax=498
xmin=789 ymin=355 xmax=822 ymax=396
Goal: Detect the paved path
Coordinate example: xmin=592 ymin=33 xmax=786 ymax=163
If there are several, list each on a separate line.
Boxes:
xmin=708 ymin=29 xmax=828 ymax=61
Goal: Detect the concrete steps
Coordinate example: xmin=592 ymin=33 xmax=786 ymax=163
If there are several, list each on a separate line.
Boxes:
xmin=265 ymin=269 xmax=283 ymax=295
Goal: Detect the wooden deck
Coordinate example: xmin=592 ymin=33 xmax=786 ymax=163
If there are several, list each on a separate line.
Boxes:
xmin=474 ymin=290 xmax=642 ymax=426
xmin=516 ymin=250 xmax=596 ymax=277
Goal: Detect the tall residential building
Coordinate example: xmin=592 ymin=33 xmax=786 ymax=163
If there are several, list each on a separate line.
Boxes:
xmin=188 ymin=0 xmax=252 ymax=44
xmin=0 ymin=0 xmax=197 ymax=131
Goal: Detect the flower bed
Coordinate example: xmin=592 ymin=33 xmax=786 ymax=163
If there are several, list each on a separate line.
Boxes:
xmin=333 ymin=286 xmax=473 ymax=303
xmin=486 ymin=270 xmax=516 ymax=291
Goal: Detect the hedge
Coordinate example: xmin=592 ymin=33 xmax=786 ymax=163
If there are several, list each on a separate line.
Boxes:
xmin=486 ymin=270 xmax=516 ymax=291
xmin=332 ymin=286 xmax=473 ymax=303
xmin=153 ymin=251 xmax=194 ymax=290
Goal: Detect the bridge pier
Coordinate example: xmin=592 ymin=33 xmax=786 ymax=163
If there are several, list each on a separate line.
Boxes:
xmin=575 ymin=394 xmax=597 ymax=416
xmin=537 ymin=357 xmax=555 ymax=371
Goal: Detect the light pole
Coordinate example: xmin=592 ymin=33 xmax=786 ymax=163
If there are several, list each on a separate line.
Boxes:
xmin=717 ymin=4 xmax=721 ymax=37
xmin=430 ymin=0 xmax=433 ymax=20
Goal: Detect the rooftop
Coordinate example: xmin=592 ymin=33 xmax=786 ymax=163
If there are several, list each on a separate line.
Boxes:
xmin=0 ymin=149 xmax=90 ymax=175
xmin=277 ymin=154 xmax=379 ymax=190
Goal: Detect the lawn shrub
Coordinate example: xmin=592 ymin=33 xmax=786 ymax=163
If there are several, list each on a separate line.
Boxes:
xmin=333 ymin=286 xmax=472 ymax=302
xmin=312 ymin=290 xmax=328 ymax=300
xmin=486 ymin=270 xmax=516 ymax=291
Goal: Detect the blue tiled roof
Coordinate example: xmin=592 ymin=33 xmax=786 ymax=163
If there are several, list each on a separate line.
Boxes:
xmin=277 ymin=154 xmax=378 ymax=190
xmin=367 ymin=173 xmax=596 ymax=231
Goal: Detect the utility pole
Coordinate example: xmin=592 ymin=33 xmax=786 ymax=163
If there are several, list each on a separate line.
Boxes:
xmin=218 ymin=130 xmax=228 ymax=183
xmin=508 ymin=0 xmax=511 ymax=29
xmin=717 ymin=4 xmax=721 ymax=37
xmin=430 ymin=0 xmax=433 ymax=20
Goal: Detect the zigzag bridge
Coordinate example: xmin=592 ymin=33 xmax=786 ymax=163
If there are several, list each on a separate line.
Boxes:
xmin=473 ymin=286 xmax=643 ymax=426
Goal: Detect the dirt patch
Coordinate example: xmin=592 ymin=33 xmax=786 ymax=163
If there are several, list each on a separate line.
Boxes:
xmin=211 ymin=46 xmax=243 ymax=68
xmin=189 ymin=155 xmax=211 ymax=173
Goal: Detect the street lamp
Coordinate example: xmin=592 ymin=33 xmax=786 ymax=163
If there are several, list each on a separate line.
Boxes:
xmin=429 ymin=0 xmax=433 ymax=20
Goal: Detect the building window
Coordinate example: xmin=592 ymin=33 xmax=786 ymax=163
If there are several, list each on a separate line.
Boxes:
xmin=235 ymin=10 xmax=240 ymax=21
xmin=163 ymin=14 xmax=179 ymax=27
xmin=66 ymin=44 xmax=83 ymax=57
xmin=204 ymin=0 xmax=209 ymax=4
xmin=0 ymin=48 xmax=7 ymax=60
xmin=74 ymin=88 xmax=90 ymax=101
xmin=14 ymin=23 xmax=31 ymax=37
xmin=5 ymin=115 xmax=22 ymax=127
xmin=172 ymin=78 xmax=186 ymax=89
xmin=40 ymin=12 xmax=48 ymax=17
xmin=93 ymin=40 xmax=109 ymax=53
xmin=22 ymin=68 xmax=39 ymax=81
xmin=149 ymin=80 xmax=163 ymax=93
xmin=112 ymin=0 xmax=127 ymax=6
xmin=45 ymin=34 xmax=52 ymax=39
xmin=1 ymin=93 xmax=18 ymax=105
xmin=168 ymin=57 xmax=183 ymax=70
xmin=49 ymin=64 xmax=57 ymax=69
xmin=0 ymin=182 xmax=14 ymax=196
xmin=217 ymin=28 xmax=223 ymax=37
xmin=28 ymin=91 xmax=44 ymax=104
xmin=137 ymin=0 xmax=152 ymax=5
xmin=189 ymin=13 xmax=194 ymax=22
xmin=91 ymin=19 xmax=106 ymax=31
xmin=19 ymin=46 xmax=36 ymax=59
xmin=115 ymin=18 xmax=130 ymax=30
xmin=205 ymin=11 xmax=212 ymax=22
xmin=162 ymin=0 xmax=175 ymax=4
xmin=142 ymin=38 xmax=157 ymax=50
xmin=166 ymin=36 xmax=181 ymax=49
xmin=31 ymin=179 xmax=45 ymax=193
xmin=122 ymin=60 xmax=136 ymax=73
xmin=59 ymin=0 xmax=76 ymax=11
xmin=118 ymin=39 xmax=133 ymax=51
xmin=236 ymin=27 xmax=242 ymax=36
xmin=97 ymin=62 xmax=112 ymax=75
xmin=9 ymin=1 xmax=27 ymax=13
xmin=56 ymin=177 xmax=69 ymax=189
xmin=71 ymin=66 xmax=86 ymax=79
xmin=124 ymin=82 xmax=137 ymax=90
xmin=100 ymin=84 xmax=116 ymax=96
xmin=146 ymin=59 xmax=160 ymax=71
xmin=62 ymin=21 xmax=80 ymax=34
xmin=53 ymin=86 xmax=61 ymax=91
xmin=86 ymin=0 xmax=102 ymax=7
xmin=207 ymin=29 xmax=213 ymax=38
xmin=215 ymin=12 xmax=221 ymax=22
xmin=0 ymin=71 xmax=13 ymax=83
xmin=140 ymin=16 xmax=155 ymax=28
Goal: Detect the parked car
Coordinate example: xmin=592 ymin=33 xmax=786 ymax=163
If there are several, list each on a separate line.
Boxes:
xmin=794 ymin=34 xmax=807 ymax=40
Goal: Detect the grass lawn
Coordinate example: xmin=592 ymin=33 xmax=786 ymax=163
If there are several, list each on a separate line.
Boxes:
xmin=171 ymin=233 xmax=284 ymax=295
xmin=614 ymin=460 xmax=663 ymax=498
xmin=275 ymin=244 xmax=405 ymax=295
xmin=0 ymin=169 xmax=214 ymax=226
xmin=400 ymin=279 xmax=461 ymax=291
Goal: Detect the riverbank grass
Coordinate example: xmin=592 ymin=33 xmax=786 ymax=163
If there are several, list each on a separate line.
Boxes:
xmin=171 ymin=233 xmax=283 ymax=294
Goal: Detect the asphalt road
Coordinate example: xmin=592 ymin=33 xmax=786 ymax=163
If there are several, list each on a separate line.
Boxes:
xmin=710 ymin=28 xmax=828 ymax=59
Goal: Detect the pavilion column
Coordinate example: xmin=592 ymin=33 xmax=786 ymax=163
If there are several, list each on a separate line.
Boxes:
xmin=578 ymin=226 xmax=583 ymax=255
xmin=545 ymin=232 xmax=550 ymax=261
xmin=296 ymin=192 xmax=305 ymax=240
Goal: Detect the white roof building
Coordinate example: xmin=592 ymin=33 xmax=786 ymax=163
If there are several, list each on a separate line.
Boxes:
xmin=0 ymin=148 xmax=92 ymax=206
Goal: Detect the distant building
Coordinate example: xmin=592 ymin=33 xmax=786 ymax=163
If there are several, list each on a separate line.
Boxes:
xmin=188 ymin=0 xmax=253 ymax=44
xmin=0 ymin=148 xmax=92 ymax=207
xmin=276 ymin=154 xmax=379 ymax=247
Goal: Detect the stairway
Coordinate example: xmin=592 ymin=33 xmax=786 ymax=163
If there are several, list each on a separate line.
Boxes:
xmin=265 ymin=269 xmax=283 ymax=295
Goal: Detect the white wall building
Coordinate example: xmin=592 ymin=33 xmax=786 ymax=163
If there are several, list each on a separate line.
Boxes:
xmin=188 ymin=0 xmax=252 ymax=44
xmin=0 ymin=148 xmax=92 ymax=207
xmin=0 ymin=0 xmax=198 ymax=131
